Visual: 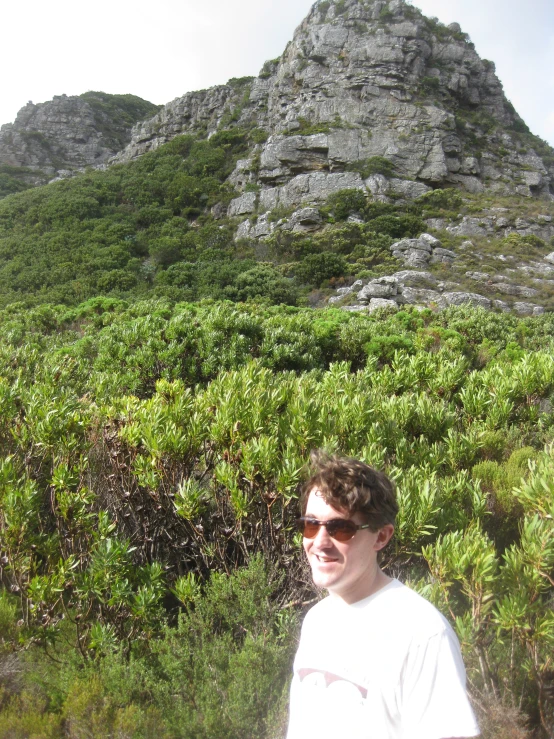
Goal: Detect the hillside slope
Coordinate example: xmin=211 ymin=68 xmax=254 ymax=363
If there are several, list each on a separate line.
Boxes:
xmin=0 ymin=0 xmax=553 ymax=315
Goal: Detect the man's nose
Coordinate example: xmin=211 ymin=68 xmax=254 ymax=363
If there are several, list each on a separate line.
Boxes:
xmin=313 ymin=523 xmax=333 ymax=546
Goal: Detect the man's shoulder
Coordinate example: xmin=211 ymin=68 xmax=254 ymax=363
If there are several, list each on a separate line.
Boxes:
xmin=380 ymin=580 xmax=452 ymax=634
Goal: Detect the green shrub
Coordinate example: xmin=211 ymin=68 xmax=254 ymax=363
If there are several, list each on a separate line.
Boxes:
xmin=0 ymin=692 xmax=62 ymax=739
xmin=0 ymin=592 xmax=19 ymax=651
xmin=96 ymin=269 xmax=138 ymax=293
xmin=365 ymin=213 xmax=426 ymax=238
xmin=421 ymin=76 xmax=440 ymax=93
xmin=347 ymin=156 xmax=396 ymax=179
xmin=249 ymin=128 xmax=268 ymax=144
xmin=294 ymin=252 xmax=347 ymax=286
xmin=154 ymin=261 xmax=197 ymax=289
xmin=365 ymin=333 xmax=414 ymax=362
xmin=322 ymin=188 xmax=367 ymax=221
xmin=318 ymin=0 xmax=331 ymax=18
xmin=259 ymin=58 xmax=280 ymax=79
xmin=148 ymin=557 xmax=296 ymax=738
xmin=415 ymin=188 xmax=463 ymax=211
xmin=0 ymin=130 xmax=250 ymax=307
xmin=228 ymin=264 xmax=298 ymax=305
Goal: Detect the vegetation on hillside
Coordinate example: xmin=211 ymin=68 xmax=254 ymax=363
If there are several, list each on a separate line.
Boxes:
xmin=0 ymin=124 xmax=553 ymax=313
xmin=0 ymin=299 xmax=553 ymax=736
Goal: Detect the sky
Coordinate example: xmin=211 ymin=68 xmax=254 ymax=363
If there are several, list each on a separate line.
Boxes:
xmin=1 ymin=0 xmax=553 ymax=146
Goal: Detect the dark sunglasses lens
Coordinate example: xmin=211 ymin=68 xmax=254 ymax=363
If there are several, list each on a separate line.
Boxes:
xmin=300 ymin=519 xmax=320 ymax=538
xmin=327 ymin=520 xmax=357 ymax=541
xmin=297 ymin=518 xmax=358 ymax=541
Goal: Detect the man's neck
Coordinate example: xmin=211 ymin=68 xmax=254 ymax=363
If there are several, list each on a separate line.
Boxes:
xmin=331 ymin=568 xmax=393 ymax=605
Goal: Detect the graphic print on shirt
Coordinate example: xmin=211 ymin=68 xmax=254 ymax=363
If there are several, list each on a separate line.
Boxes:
xmin=293 ymin=667 xmax=387 ymax=739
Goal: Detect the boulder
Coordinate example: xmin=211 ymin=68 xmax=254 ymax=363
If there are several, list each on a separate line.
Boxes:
xmin=391 ymin=238 xmax=433 ymax=253
xmin=399 ymin=287 xmax=442 ymax=305
xmin=290 ymin=207 xmax=322 ymax=232
xmin=389 ymin=179 xmax=432 ymax=200
xmin=402 ymin=249 xmax=433 ymax=268
xmin=235 ymin=212 xmax=274 ymax=240
xmin=494 ymin=283 xmax=539 ymax=298
xmin=433 ymin=247 xmax=456 ymax=259
xmin=513 ymin=302 xmax=545 ymax=316
xmin=367 ymin=298 xmax=399 ymax=312
xmin=431 ymin=246 xmax=456 ymax=264
xmin=419 ymin=233 xmax=442 ymax=248
xmin=228 ymin=192 xmax=257 ymax=216
xmin=358 ymin=278 xmax=398 ymax=302
xmin=441 ymin=292 xmax=492 ymax=309
xmin=392 ymin=270 xmax=438 ymax=286
xmin=465 ymin=271 xmax=491 ymax=282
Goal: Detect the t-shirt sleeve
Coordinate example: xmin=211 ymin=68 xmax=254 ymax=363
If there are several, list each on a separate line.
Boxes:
xmin=399 ymin=627 xmax=480 ymax=739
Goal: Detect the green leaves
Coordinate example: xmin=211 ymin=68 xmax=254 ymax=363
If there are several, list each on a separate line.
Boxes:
xmin=513 ymin=444 xmax=554 ymax=518
xmin=174 ymin=478 xmax=207 ymax=520
xmin=423 ymin=524 xmax=498 ymax=622
xmin=172 ymin=572 xmax=202 ymax=606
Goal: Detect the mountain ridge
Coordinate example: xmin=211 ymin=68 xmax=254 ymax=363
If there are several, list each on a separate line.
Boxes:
xmin=0 ymin=0 xmax=553 ymax=316
xmin=0 ymin=92 xmax=161 ymax=196
xmin=112 ymin=0 xmax=553 ymax=207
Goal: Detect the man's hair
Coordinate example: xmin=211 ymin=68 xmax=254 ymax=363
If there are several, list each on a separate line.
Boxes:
xmin=300 ymin=451 xmax=398 ymax=531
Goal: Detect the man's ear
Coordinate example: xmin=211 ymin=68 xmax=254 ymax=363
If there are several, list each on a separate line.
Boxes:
xmin=374 ymin=524 xmax=394 ymax=551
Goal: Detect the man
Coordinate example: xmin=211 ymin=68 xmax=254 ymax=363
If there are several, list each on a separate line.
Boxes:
xmin=286 ymin=452 xmax=480 ymax=739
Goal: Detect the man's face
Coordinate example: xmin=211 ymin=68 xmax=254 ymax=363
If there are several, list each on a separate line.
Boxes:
xmin=303 ymin=488 xmax=393 ymax=604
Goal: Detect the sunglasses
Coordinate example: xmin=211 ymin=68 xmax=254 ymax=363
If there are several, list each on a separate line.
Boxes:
xmin=296 ymin=517 xmax=371 ymax=542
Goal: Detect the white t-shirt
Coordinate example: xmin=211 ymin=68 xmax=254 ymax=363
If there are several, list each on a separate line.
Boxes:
xmin=287 ymin=579 xmax=480 ymax=739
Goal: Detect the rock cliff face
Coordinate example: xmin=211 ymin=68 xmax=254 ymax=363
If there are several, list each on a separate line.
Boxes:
xmin=114 ymin=0 xmax=554 ymax=213
xmin=0 ymin=92 xmax=160 ymax=184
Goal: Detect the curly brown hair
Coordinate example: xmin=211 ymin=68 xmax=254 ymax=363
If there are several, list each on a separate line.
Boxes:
xmin=300 ymin=450 xmax=398 ymax=531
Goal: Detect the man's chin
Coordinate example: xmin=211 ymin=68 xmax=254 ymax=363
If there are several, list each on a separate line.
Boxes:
xmin=310 ymin=569 xmax=341 ymax=590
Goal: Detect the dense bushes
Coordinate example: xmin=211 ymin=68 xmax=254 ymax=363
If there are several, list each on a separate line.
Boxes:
xmin=0 ymin=558 xmax=294 ymax=739
xmin=0 ymin=302 xmax=554 ymax=713
xmin=0 ymin=130 xmax=253 ymax=307
xmin=0 ymin=111 xmax=554 ymax=733
xmin=0 ymin=139 xmax=494 ymax=310
xmin=0 ymin=301 xmax=553 ymax=735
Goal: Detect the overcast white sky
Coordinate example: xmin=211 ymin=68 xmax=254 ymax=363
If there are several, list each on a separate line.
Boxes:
xmin=1 ymin=0 xmax=553 ymax=145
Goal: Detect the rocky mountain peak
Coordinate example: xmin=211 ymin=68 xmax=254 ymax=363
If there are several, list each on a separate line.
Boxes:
xmin=113 ymin=0 xmax=553 ymax=220
xmin=0 ymin=92 xmax=161 ymax=193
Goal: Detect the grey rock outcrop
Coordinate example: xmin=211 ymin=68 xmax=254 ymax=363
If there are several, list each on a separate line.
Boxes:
xmin=400 ymin=286 xmax=442 ymax=305
xmin=289 ymin=207 xmax=323 ymax=232
xmin=367 ymin=297 xmax=399 ymax=311
xmin=112 ymin=0 xmax=553 ymax=215
xmin=326 ymin=237 xmax=552 ymax=315
xmin=0 ymin=92 xmax=160 ymax=182
xmin=358 ymin=276 xmax=399 ymax=301
xmin=514 ymin=302 xmax=545 ymax=316
xmin=390 ymin=233 xmax=455 ymax=268
xmin=440 ymin=292 xmax=492 ymax=309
